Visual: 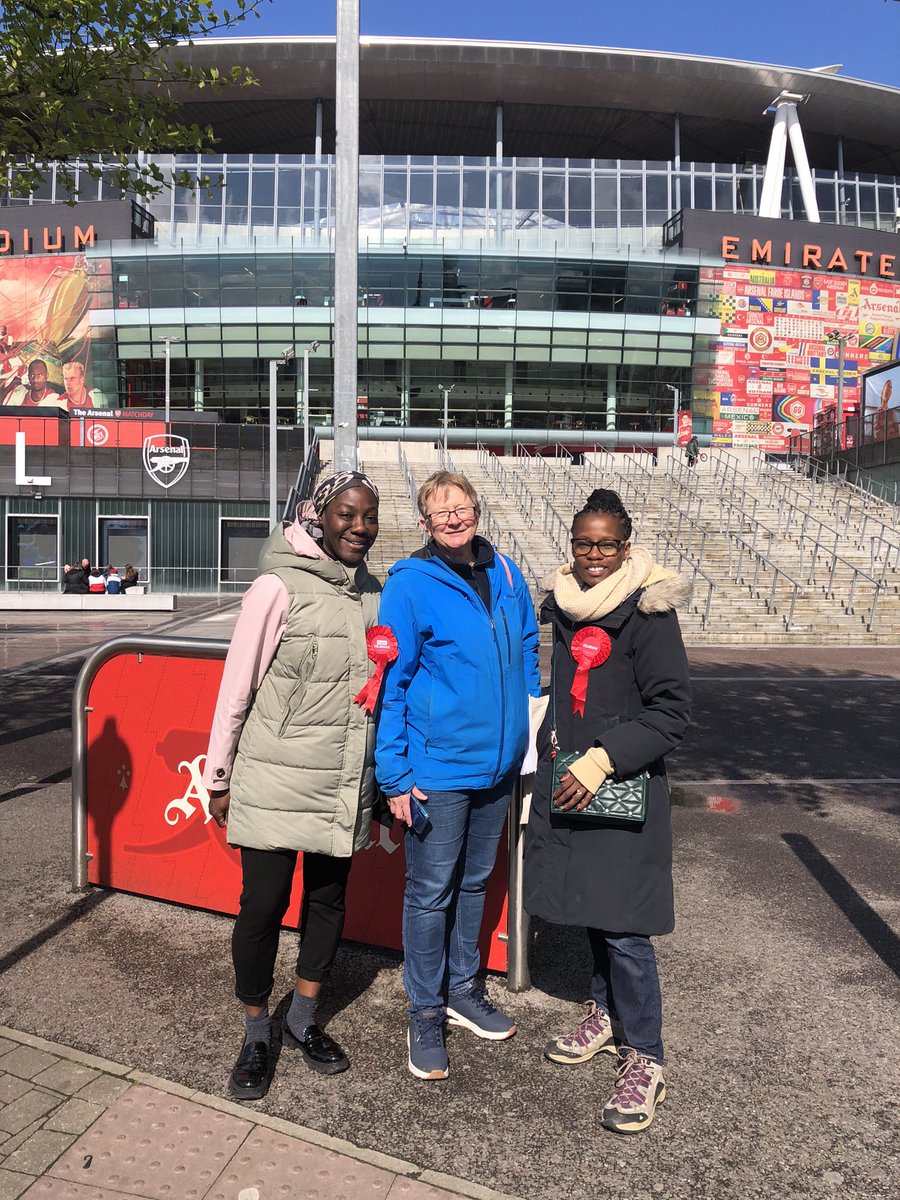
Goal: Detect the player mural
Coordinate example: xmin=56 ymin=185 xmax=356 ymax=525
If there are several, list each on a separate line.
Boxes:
xmin=0 ymin=255 xmax=111 ymax=412
xmin=864 ymin=361 xmax=900 ymax=442
xmin=696 ymin=266 xmax=900 ymax=451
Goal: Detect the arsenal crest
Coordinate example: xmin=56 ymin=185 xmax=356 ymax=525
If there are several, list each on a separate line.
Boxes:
xmin=142 ymin=433 xmax=190 ymax=489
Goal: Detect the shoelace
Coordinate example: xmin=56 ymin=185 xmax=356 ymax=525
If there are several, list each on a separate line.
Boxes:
xmin=416 ymin=1014 xmax=446 ymax=1049
xmin=564 ymin=1003 xmax=607 ymax=1048
xmin=612 ymin=1055 xmax=655 ymax=1108
xmin=467 ymin=988 xmax=497 ymax=1016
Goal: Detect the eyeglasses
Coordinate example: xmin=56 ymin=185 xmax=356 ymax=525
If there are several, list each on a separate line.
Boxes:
xmin=426 ymin=505 xmax=477 ymax=526
xmin=571 ymin=538 xmax=626 ymax=558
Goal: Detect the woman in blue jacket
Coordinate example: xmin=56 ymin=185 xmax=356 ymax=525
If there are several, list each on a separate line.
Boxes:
xmin=376 ymin=469 xmax=541 ymax=1081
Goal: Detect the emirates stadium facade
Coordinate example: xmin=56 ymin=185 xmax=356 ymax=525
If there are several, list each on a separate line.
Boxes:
xmin=3 ymin=37 xmax=900 ymax=586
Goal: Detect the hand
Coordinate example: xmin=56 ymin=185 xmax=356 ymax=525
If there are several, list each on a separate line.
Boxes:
xmin=552 ymin=772 xmax=594 ymax=813
xmin=388 ymin=785 xmax=427 ymax=827
xmin=209 ymin=791 xmax=230 ymax=828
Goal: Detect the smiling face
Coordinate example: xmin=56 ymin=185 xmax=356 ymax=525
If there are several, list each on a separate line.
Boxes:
xmin=570 ymin=511 xmax=630 ymax=588
xmin=421 ymin=484 xmax=479 ymax=561
xmin=319 ymin=486 xmax=379 ymax=566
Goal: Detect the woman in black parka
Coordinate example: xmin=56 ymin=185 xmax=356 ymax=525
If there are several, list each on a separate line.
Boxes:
xmin=524 ymin=488 xmax=691 ymax=1135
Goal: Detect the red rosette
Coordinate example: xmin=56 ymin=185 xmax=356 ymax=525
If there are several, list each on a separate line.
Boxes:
xmin=353 ymin=625 xmax=399 ymax=713
xmin=569 ymin=626 xmax=612 ymax=716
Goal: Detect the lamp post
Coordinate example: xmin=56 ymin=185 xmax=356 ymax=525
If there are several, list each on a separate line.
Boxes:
xmin=269 ymin=347 xmax=295 ymax=529
xmin=439 ymin=383 xmax=456 ymax=459
xmin=299 ymin=339 xmax=320 ymax=462
xmin=664 ymin=383 xmax=680 ymax=446
xmin=826 ymin=330 xmax=850 ymax=450
xmin=157 ymin=336 xmax=182 ymax=427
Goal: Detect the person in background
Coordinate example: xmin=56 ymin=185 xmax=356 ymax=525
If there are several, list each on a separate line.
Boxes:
xmin=87 ymin=566 xmax=107 ymax=593
xmin=376 ymin=469 xmax=541 ymax=1081
xmin=62 ymin=558 xmax=90 ymax=594
xmin=105 ymin=566 xmax=122 ymax=595
xmin=202 ymin=471 xmax=382 ymax=1101
xmin=684 ymin=434 xmax=700 ymax=469
xmin=525 ymin=488 xmax=691 ymax=1135
xmin=120 ymin=564 xmax=140 ymax=593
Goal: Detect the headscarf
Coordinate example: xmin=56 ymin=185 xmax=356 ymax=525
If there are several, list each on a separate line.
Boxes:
xmin=295 ymin=471 xmax=379 ymax=542
xmin=312 ymin=470 xmax=379 ymax=515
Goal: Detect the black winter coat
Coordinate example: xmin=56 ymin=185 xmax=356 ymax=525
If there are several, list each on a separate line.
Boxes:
xmin=523 ymin=573 xmax=692 ymax=936
xmin=62 ymin=566 xmax=89 ymax=595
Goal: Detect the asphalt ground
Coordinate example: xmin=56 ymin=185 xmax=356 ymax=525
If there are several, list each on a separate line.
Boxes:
xmin=0 ymin=613 xmax=898 ymax=1200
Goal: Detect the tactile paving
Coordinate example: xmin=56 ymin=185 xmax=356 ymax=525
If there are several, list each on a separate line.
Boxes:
xmin=206 ymin=1125 xmax=395 ymax=1200
xmin=46 ymin=1084 xmax=252 ymax=1199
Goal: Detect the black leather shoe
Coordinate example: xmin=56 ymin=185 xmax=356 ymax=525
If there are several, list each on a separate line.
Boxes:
xmin=282 ymin=1022 xmax=349 ymax=1074
xmin=228 ymin=1039 xmax=272 ymax=1100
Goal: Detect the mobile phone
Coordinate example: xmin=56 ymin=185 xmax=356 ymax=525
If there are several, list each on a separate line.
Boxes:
xmin=409 ymin=794 xmax=430 ymax=834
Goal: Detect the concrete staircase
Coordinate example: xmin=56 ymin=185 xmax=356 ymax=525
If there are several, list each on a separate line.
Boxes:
xmin=315 ymin=444 xmax=900 ymax=645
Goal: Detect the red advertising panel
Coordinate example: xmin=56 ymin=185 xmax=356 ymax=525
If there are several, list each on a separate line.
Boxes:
xmin=85 ymin=652 xmax=510 ymax=972
xmin=698 ymin=267 xmax=900 ymax=450
xmin=69 ymin=415 xmax=166 ymax=448
xmin=0 ymin=414 xmax=60 ymax=446
xmin=676 ymin=409 xmax=693 ymax=446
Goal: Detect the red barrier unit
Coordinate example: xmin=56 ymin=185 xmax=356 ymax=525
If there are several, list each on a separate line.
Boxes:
xmin=83 ymin=648 xmax=510 ymax=971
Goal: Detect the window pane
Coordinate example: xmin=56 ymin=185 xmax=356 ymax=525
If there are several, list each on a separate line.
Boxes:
xmin=8 ymin=516 xmax=58 ymax=583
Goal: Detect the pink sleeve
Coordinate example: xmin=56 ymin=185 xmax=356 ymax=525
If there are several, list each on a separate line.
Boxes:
xmin=202 ymin=573 xmax=289 ymax=791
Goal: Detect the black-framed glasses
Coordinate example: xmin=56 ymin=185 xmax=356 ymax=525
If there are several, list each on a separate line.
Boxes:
xmin=571 ymin=538 xmax=626 ymax=558
xmin=426 ymin=505 xmax=477 ymax=526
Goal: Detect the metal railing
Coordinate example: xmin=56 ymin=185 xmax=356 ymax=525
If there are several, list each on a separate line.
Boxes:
xmin=653 ymin=533 xmax=715 ymax=630
xmin=656 ymin=494 xmax=708 ymax=559
xmin=725 ymin=535 xmax=802 ymax=631
xmin=796 ymin=534 xmax=886 ymax=631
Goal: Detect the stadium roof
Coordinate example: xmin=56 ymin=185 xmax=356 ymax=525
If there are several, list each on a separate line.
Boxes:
xmin=168 ymin=38 xmax=900 ymax=173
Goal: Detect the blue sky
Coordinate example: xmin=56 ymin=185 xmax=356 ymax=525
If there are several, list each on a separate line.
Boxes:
xmin=224 ymin=0 xmax=900 ymax=88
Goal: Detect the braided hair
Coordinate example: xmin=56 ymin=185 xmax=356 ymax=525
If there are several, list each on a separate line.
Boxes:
xmin=572 ymin=488 xmax=633 ymax=540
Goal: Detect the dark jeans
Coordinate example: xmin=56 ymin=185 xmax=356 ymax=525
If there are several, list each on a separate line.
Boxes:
xmin=402 ymin=778 xmax=512 ymax=1012
xmin=587 ymin=928 xmax=664 ymax=1064
xmin=232 ymin=847 xmax=352 ymax=1006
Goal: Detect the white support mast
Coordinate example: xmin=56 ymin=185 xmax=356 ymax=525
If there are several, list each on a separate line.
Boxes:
xmin=758 ymin=91 xmax=819 ymax=223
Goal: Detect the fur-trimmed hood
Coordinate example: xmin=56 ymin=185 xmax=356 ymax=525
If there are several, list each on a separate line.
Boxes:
xmin=637 ymin=569 xmax=694 ymax=614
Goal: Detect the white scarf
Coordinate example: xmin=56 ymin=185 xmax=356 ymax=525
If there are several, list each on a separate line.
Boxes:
xmin=552 ymin=545 xmax=654 ymax=622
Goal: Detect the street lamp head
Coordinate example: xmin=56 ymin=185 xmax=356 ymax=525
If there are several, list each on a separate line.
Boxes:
xmin=310 ymin=340 xmax=320 ymax=353
xmin=280 ymin=347 xmax=295 ymax=364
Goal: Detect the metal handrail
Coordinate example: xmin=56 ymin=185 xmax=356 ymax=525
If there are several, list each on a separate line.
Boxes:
xmin=725 ymin=534 xmax=802 ymax=631
xmin=652 ymin=533 xmax=715 ymax=630
xmin=796 ymin=533 xmax=886 ymax=631
xmin=656 ymin=494 xmax=709 ymax=559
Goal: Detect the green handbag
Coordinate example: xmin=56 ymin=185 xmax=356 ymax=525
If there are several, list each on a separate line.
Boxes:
xmin=549 ymin=634 xmax=649 ymax=825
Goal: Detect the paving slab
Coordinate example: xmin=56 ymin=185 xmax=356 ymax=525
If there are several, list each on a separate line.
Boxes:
xmin=29 ymin=1068 xmax=97 ymax=1100
xmin=0 ymin=1054 xmax=58 ymax=1086
xmin=48 ymin=1085 xmax=252 ymax=1200
xmin=0 ymin=1168 xmax=33 ymax=1200
xmin=3 ymin=1133 xmax=74 ymax=1177
xmin=42 ymin=1102 xmax=103 ymax=1138
xmin=0 ymin=1096 xmax=60 ymax=1139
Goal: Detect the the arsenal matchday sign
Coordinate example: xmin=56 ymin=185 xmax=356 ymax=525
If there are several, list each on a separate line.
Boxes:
xmin=84 ymin=650 xmax=511 ymax=971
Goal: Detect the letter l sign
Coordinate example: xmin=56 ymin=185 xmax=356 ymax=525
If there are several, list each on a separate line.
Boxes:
xmin=15 ymin=432 xmax=51 ymax=486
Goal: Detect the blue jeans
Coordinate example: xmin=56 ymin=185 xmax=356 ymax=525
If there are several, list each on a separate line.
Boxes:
xmin=402 ymin=779 xmax=512 ymax=1013
xmin=587 ymin=928 xmax=664 ymax=1064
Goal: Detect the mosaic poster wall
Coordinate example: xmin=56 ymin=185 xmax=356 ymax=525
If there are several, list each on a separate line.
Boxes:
xmin=697 ymin=265 xmax=900 ymax=450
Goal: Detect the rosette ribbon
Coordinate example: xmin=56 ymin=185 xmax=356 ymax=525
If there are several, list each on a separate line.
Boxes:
xmin=569 ymin=626 xmax=612 ymax=716
xmin=353 ymin=625 xmax=399 ymax=713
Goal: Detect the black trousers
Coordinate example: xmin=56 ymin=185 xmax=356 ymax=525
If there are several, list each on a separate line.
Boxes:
xmin=232 ymin=847 xmax=353 ymax=1006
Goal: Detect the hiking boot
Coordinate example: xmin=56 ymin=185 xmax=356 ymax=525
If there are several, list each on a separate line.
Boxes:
xmin=544 ymin=1001 xmax=616 ymax=1064
xmin=446 ymin=986 xmax=517 ymax=1040
xmin=407 ymin=1008 xmax=449 ymax=1080
xmin=601 ymin=1048 xmax=666 ymax=1134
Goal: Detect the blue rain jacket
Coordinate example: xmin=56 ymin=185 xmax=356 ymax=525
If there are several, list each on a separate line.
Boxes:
xmin=375 ymin=550 xmax=541 ymax=796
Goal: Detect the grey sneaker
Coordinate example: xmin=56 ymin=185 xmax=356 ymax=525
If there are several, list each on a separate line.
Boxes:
xmin=407 ymin=1009 xmax=449 ymax=1080
xmin=446 ymin=986 xmax=517 ymax=1040
xmin=544 ymin=1002 xmax=616 ymax=1064
xmin=601 ymin=1048 xmax=666 ymax=1134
